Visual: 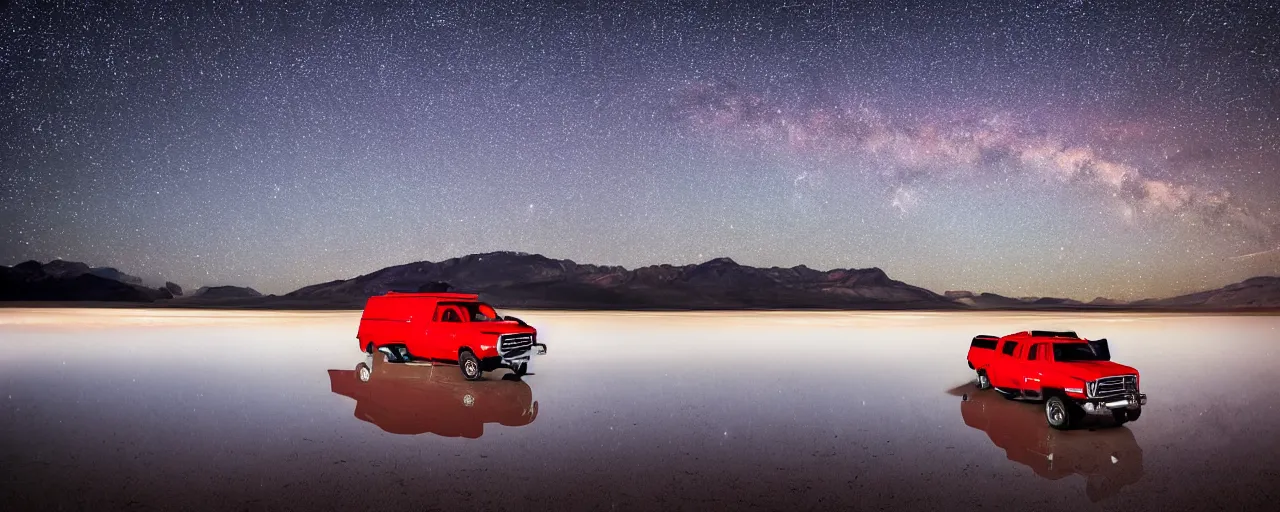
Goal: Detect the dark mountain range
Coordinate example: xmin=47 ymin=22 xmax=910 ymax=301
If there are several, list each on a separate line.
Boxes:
xmin=1130 ymin=277 xmax=1280 ymax=309
xmin=283 ymin=252 xmax=957 ymax=310
xmin=192 ymin=286 xmax=263 ymax=299
xmin=948 ymin=292 xmax=1030 ymax=309
xmin=88 ymin=267 xmax=145 ymax=286
xmin=0 ymin=260 xmax=171 ymax=302
xmin=3 ymin=253 xmax=1277 ymax=311
xmin=35 ymin=260 xmax=146 ymax=285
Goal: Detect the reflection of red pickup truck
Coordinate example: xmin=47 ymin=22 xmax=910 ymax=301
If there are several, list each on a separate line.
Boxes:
xmin=966 ymin=330 xmax=1147 ymax=430
xmin=958 ymin=387 xmax=1143 ymax=502
xmin=328 ymin=355 xmax=538 ymax=438
xmin=357 ymin=292 xmax=547 ymax=381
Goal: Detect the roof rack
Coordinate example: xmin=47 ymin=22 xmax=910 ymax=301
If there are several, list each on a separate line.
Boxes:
xmin=1030 ymin=330 xmax=1079 ymax=338
xmin=381 ymin=291 xmax=479 ymax=300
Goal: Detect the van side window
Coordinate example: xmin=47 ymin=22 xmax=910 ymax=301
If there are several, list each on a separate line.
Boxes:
xmin=438 ymin=307 xmax=461 ymax=322
xmin=1001 ymin=341 xmax=1019 ymax=356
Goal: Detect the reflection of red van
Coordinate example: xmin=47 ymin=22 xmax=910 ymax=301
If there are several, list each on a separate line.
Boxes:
xmin=328 ymin=355 xmax=538 ymax=438
xmin=959 ymin=388 xmax=1143 ymax=502
xmin=356 ymin=292 xmax=546 ymax=380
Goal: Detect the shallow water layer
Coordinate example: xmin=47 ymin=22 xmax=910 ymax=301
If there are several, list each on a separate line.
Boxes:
xmin=1 ymin=309 xmax=1278 ymax=511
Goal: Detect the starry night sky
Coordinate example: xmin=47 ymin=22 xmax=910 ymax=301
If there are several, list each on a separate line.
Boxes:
xmin=2 ymin=0 xmax=1278 ymax=300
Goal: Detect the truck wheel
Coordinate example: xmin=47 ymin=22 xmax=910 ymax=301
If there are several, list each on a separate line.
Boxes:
xmin=357 ymin=363 xmax=372 ymax=382
xmin=1046 ymin=396 xmax=1080 ymax=430
xmin=976 ymin=372 xmax=991 ymax=390
xmin=512 ymin=362 xmax=528 ymax=377
xmin=459 ymin=351 xmax=482 ymax=381
xmin=377 ymin=344 xmax=411 ymax=363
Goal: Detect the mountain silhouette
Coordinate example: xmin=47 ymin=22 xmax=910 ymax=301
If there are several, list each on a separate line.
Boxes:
xmin=0 ymin=260 xmax=170 ymax=302
xmin=3 ymin=253 xmax=1277 ymax=311
xmin=284 ymin=251 xmax=956 ymax=309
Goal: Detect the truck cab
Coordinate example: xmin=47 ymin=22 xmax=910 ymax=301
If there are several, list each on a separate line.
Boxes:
xmin=356 ymin=292 xmax=547 ymax=380
xmin=966 ymin=330 xmax=1146 ymax=430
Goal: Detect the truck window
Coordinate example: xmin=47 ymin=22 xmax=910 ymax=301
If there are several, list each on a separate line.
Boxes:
xmin=970 ymin=337 xmax=998 ymax=350
xmin=1053 ymin=343 xmax=1105 ymax=362
xmin=1001 ymin=341 xmax=1019 ymax=356
xmin=1027 ymin=344 xmax=1038 ymax=360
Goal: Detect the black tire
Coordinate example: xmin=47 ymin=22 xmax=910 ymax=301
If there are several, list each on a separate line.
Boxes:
xmin=459 ymin=350 xmax=482 ymax=381
xmin=1046 ymin=396 xmax=1082 ymax=430
xmin=976 ymin=372 xmax=991 ymax=390
xmin=356 ymin=363 xmax=372 ymax=383
xmin=377 ymin=344 xmax=411 ymax=363
xmin=365 ymin=342 xmax=374 ymax=354
xmin=511 ymin=362 xmax=528 ymax=377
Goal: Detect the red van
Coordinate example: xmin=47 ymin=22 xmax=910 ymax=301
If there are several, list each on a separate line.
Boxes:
xmin=356 ymin=292 xmax=546 ymax=380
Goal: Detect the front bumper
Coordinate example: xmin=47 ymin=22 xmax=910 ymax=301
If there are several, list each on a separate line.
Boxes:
xmin=484 ymin=343 xmax=548 ymax=372
xmin=1082 ymin=393 xmax=1147 ymax=414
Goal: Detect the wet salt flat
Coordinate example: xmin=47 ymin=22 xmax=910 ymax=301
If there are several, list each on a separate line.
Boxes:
xmin=1 ymin=308 xmax=1278 ymax=511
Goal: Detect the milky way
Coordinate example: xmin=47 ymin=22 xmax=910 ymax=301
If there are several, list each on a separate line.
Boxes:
xmin=2 ymin=0 xmax=1278 ymax=300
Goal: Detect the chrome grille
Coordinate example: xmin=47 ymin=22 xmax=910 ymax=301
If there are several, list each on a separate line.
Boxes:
xmin=499 ymin=333 xmax=534 ymax=353
xmin=1089 ymin=375 xmax=1137 ymax=398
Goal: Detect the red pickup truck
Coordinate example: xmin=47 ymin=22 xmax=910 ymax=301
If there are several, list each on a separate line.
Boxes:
xmin=356 ymin=292 xmax=547 ymax=381
xmin=966 ymin=330 xmax=1146 ymax=430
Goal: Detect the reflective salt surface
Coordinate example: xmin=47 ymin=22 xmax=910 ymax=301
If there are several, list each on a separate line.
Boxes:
xmin=2 ymin=308 xmax=1278 ymax=511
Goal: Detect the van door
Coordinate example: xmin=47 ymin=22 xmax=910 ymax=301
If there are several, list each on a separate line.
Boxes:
xmin=429 ymin=305 xmax=465 ymax=362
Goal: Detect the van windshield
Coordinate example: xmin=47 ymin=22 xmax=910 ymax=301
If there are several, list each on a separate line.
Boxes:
xmin=442 ymin=302 xmax=501 ymax=322
xmin=1053 ymin=343 xmax=1105 ymax=362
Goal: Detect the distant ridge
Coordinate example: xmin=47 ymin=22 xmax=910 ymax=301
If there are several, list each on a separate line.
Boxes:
xmin=281 ymin=251 xmax=957 ymax=310
xmin=0 ymin=260 xmax=171 ymax=302
xmin=1130 ymin=276 xmax=1280 ymax=309
xmin=3 ymin=253 xmax=1278 ymax=311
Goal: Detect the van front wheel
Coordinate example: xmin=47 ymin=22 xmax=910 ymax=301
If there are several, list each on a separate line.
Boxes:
xmin=459 ymin=351 xmax=482 ymax=381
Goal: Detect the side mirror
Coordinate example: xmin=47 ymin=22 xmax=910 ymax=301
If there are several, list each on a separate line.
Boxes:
xmin=1088 ymin=338 xmax=1111 ymax=361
